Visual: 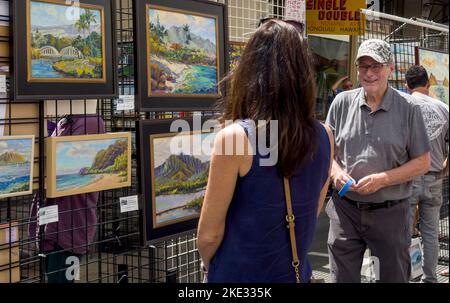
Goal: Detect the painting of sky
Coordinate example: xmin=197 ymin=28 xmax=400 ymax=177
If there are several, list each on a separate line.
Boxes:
xmin=56 ymin=138 xmax=119 ymax=175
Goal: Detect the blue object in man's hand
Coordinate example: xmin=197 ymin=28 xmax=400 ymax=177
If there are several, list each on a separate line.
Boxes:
xmin=338 ymin=179 xmax=354 ymax=197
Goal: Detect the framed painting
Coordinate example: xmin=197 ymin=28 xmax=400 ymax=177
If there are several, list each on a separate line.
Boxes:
xmin=0 ymin=135 xmax=35 ymax=199
xmin=415 ymin=47 xmax=449 ymax=105
xmin=137 ymin=118 xmax=218 ymax=242
xmin=228 ymin=41 xmax=245 ymax=71
xmin=134 ymin=0 xmax=228 ymax=111
xmin=12 ymin=0 xmax=118 ymax=99
xmin=46 ymin=132 xmax=131 ymax=198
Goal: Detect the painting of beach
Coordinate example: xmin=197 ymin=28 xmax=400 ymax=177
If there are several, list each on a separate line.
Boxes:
xmin=147 ymin=5 xmax=219 ymax=96
xmin=46 ymin=133 xmax=131 ymax=197
xmin=0 ymin=136 xmax=34 ymax=199
xmin=417 ymin=48 xmax=449 ymax=105
xmin=28 ymin=0 xmax=105 ymax=82
xmin=151 ymin=131 xmax=216 ymax=227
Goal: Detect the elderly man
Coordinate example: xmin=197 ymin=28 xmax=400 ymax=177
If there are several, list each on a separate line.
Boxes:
xmin=325 ymin=39 xmax=431 ymax=283
xmin=405 ymin=65 xmax=449 ymax=283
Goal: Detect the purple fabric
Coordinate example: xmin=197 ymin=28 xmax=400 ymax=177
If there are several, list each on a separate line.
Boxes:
xmin=29 ymin=115 xmax=105 ymax=254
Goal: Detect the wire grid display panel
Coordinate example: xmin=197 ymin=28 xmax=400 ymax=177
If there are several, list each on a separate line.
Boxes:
xmin=362 ymin=15 xmax=449 ymax=263
xmin=227 ymin=0 xmax=285 ymax=43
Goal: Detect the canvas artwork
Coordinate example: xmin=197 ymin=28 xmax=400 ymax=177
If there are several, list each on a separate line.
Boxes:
xmin=46 ymin=133 xmax=131 ymax=197
xmin=0 ymin=136 xmax=35 ymax=199
xmin=28 ymin=0 xmax=105 ymax=82
xmin=228 ymin=41 xmax=245 ymax=71
xmin=390 ymin=43 xmax=418 ymax=81
xmin=147 ymin=5 xmax=219 ymax=96
xmin=151 ymin=131 xmax=216 ymax=227
xmin=417 ymin=48 xmax=449 ymax=105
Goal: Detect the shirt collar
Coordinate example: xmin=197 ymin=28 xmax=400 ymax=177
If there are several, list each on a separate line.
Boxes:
xmin=358 ymin=86 xmax=394 ymax=112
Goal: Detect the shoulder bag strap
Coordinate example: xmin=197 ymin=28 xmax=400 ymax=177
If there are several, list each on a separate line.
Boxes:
xmin=283 ymin=177 xmax=301 ymax=283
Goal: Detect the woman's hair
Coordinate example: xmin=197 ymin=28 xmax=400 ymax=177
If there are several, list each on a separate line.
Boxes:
xmin=219 ymin=19 xmax=318 ymax=177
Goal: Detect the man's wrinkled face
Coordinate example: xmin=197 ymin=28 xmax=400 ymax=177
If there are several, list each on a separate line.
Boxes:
xmin=357 ymin=56 xmax=393 ymax=96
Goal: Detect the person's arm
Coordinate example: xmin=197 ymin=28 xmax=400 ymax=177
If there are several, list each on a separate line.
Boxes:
xmin=331 ymin=76 xmax=348 ymax=94
xmin=197 ymin=125 xmax=250 ymax=271
xmin=355 ymin=152 xmax=430 ymax=194
xmin=317 ymin=125 xmax=334 ymax=216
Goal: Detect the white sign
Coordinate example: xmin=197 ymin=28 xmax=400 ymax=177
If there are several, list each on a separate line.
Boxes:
xmin=119 ymin=195 xmax=139 ymax=213
xmin=38 ymin=205 xmax=59 ymax=226
xmin=116 ymin=95 xmax=135 ymax=111
xmin=284 ymin=0 xmax=306 ymax=23
xmin=0 ymin=75 xmax=6 ymax=93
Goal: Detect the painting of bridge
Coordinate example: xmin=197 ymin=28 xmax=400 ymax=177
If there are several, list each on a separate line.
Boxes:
xmin=28 ymin=0 xmax=105 ymax=82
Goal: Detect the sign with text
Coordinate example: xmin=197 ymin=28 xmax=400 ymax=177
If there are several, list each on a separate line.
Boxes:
xmin=285 ymin=0 xmax=306 ymax=24
xmin=306 ymin=0 xmax=366 ymax=35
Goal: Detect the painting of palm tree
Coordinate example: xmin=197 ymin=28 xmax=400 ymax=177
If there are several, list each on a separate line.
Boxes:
xmin=28 ymin=0 xmax=105 ymax=81
xmin=147 ymin=5 xmax=219 ymax=96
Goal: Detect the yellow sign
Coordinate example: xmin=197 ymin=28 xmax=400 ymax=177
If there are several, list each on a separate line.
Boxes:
xmin=306 ymin=0 xmax=366 ymax=35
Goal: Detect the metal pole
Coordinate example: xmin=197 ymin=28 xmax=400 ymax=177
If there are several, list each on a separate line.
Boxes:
xmin=361 ymin=9 xmax=449 ymax=33
xmin=38 ymin=100 xmax=46 ymax=282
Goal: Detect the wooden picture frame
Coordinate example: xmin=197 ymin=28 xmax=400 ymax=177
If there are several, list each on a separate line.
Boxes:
xmin=46 ymin=132 xmax=131 ymax=198
xmin=134 ymin=0 xmax=228 ymax=111
xmin=0 ymin=135 xmax=35 ymax=199
xmin=415 ymin=47 xmax=449 ymax=105
xmin=137 ymin=117 xmax=218 ymax=243
xmin=12 ymin=0 xmax=118 ymax=100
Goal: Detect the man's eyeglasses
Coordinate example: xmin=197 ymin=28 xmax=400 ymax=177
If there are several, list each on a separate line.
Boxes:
xmin=257 ymin=17 xmax=305 ymax=33
xmin=356 ymin=63 xmax=387 ymax=73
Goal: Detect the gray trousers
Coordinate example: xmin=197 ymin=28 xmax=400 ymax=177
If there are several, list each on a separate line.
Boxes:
xmin=326 ymin=193 xmax=411 ymax=283
xmin=408 ymin=174 xmax=443 ymax=283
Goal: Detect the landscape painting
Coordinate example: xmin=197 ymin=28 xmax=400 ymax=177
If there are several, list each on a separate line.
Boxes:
xmin=28 ymin=0 xmax=105 ymax=82
xmin=228 ymin=41 xmax=245 ymax=71
xmin=147 ymin=5 xmax=219 ymax=96
xmin=151 ymin=131 xmax=216 ymax=227
xmin=0 ymin=136 xmax=34 ymax=199
xmin=417 ymin=48 xmax=449 ymax=105
xmin=46 ymin=133 xmax=131 ymax=197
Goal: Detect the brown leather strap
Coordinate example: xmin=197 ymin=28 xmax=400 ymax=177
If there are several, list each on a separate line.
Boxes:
xmin=283 ymin=177 xmax=300 ymax=283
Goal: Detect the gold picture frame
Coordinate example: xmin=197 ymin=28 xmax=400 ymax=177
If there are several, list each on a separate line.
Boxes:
xmin=46 ymin=132 xmax=131 ymax=198
xmin=26 ymin=0 xmax=106 ymax=83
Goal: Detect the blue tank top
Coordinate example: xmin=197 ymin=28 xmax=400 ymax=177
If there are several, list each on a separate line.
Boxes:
xmin=207 ymin=120 xmax=331 ymax=283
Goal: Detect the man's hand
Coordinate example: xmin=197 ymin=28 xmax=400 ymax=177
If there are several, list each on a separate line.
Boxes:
xmin=355 ymin=173 xmax=386 ymax=195
xmin=333 ymin=171 xmax=357 ymax=191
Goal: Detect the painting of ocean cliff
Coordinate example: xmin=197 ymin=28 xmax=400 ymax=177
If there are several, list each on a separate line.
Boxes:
xmin=151 ymin=131 xmax=216 ymax=227
xmin=46 ymin=133 xmax=131 ymax=197
xmin=28 ymin=0 xmax=105 ymax=82
xmin=147 ymin=5 xmax=219 ymax=96
xmin=0 ymin=136 xmax=34 ymax=199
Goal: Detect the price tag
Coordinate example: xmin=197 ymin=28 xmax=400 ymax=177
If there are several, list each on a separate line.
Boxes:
xmin=116 ymin=95 xmax=135 ymax=111
xmin=38 ymin=205 xmax=59 ymax=226
xmin=119 ymin=195 xmax=139 ymax=213
xmin=0 ymin=75 xmax=7 ymax=93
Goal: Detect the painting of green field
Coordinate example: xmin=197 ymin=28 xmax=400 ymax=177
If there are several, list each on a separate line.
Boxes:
xmin=147 ymin=6 xmax=219 ymax=95
xmin=28 ymin=0 xmax=104 ymax=81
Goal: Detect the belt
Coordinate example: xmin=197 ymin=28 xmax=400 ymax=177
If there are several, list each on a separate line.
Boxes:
xmin=334 ymin=192 xmax=406 ymax=210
